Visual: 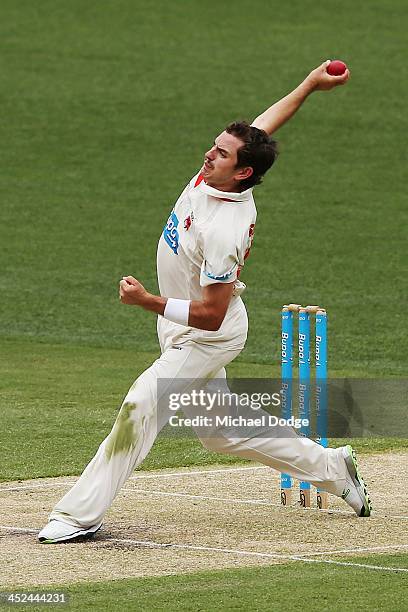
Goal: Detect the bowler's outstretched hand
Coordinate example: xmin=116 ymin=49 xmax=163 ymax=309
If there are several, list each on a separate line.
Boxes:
xmin=252 ymin=59 xmax=350 ymax=135
xmin=306 ymin=60 xmax=350 ymax=91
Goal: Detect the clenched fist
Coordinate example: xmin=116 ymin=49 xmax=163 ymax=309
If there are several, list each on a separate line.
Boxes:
xmin=119 ymin=275 xmax=148 ymax=306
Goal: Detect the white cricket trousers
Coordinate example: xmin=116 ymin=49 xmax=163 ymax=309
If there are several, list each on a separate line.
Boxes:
xmin=50 ymin=340 xmax=349 ymax=528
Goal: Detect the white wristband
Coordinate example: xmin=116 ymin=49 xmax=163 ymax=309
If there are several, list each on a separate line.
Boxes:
xmin=163 ymin=298 xmax=191 ymax=326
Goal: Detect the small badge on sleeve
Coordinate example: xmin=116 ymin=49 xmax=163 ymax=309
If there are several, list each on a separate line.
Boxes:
xmin=184 ymin=211 xmax=194 ymax=231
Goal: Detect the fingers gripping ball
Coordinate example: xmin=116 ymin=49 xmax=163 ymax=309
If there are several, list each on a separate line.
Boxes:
xmin=327 ymin=60 xmax=348 ymax=76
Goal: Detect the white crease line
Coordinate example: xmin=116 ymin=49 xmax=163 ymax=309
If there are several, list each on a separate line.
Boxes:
xmin=122 ymin=487 xmax=278 ymax=507
xmin=298 ymin=544 xmax=408 ymax=556
xmin=129 ymin=465 xmax=269 ymax=480
xmin=1 ymin=464 xmax=407 ymax=522
xmin=121 ymin=487 xmax=408 ymax=520
xmin=0 ymin=466 xmax=268 ymax=493
xmin=295 ymin=558 xmax=408 ymax=573
xmin=383 ymin=514 xmax=408 ymax=520
xmin=105 ymin=536 xmax=408 ymax=574
xmin=0 ymin=526 xmax=38 ymax=533
xmin=1 ymin=475 xmax=407 ymax=520
xmin=122 ymin=487 xmax=353 ymax=514
xmin=0 ymin=526 xmax=407 ymax=558
xmin=1 ymin=526 xmax=407 ymax=573
xmin=0 ymin=481 xmax=76 ymax=493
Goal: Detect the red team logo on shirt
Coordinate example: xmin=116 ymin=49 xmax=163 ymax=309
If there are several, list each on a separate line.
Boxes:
xmin=184 ymin=214 xmax=192 ymax=231
xmin=245 ymin=224 xmax=255 ymax=260
xmin=238 ymin=223 xmax=255 ymax=277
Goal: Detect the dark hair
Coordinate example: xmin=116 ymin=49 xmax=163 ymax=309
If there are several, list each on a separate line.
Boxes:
xmin=226 ymin=121 xmax=278 ymax=190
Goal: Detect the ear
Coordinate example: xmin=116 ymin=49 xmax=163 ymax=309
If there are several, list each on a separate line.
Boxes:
xmin=234 ymin=166 xmax=253 ymax=181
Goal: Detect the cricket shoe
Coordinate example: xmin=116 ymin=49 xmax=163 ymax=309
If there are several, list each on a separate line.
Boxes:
xmin=38 ymin=519 xmax=102 ymax=544
xmin=341 ymin=445 xmax=372 ymax=517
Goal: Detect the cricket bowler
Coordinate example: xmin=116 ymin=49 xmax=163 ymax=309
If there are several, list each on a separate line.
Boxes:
xmin=39 ymin=61 xmax=372 ymax=544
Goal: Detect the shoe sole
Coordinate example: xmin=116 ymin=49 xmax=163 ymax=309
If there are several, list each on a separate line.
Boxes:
xmin=344 ymin=445 xmax=372 ymax=517
xmin=39 ymin=522 xmax=102 ymax=544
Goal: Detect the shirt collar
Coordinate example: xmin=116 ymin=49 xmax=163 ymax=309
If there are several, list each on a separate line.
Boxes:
xmin=198 ymin=180 xmax=253 ymax=203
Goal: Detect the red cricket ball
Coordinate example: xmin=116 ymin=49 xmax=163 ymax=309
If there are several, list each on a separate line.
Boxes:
xmin=327 ymin=60 xmax=347 ymax=76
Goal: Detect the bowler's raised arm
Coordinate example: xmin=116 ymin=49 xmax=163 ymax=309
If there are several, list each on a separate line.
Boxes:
xmin=251 ymin=60 xmax=350 ymax=136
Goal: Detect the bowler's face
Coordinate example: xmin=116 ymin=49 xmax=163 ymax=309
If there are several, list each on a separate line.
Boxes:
xmin=201 ymin=131 xmax=244 ymax=189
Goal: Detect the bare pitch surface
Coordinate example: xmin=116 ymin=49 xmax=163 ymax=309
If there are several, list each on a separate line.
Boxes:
xmin=0 ymin=453 xmax=407 ymax=587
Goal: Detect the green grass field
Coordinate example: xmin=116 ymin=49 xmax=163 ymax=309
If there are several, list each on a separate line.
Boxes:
xmin=1 ymin=0 xmax=407 ymax=609
xmin=57 ymin=555 xmax=408 ymax=611
xmin=1 ymin=338 xmax=406 ymax=482
xmin=3 ymin=555 xmax=408 ymax=611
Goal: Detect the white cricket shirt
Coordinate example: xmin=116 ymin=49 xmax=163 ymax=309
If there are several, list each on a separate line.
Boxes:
xmin=156 ymin=172 xmax=257 ymax=349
